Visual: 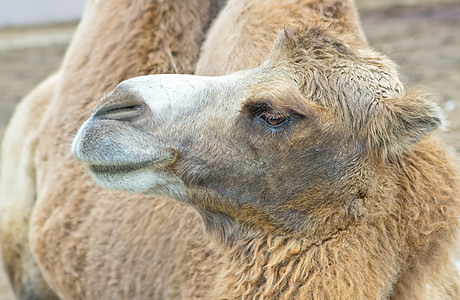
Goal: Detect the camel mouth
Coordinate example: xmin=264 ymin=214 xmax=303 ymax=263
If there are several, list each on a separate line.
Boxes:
xmin=87 ymin=148 xmax=178 ymax=175
xmin=89 ymin=162 xmax=153 ymax=175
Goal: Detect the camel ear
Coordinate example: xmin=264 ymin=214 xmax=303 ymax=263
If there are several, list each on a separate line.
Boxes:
xmin=366 ymin=92 xmax=445 ymax=159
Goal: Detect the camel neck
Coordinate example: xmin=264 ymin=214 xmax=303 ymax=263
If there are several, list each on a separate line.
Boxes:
xmin=212 ymin=235 xmax=324 ymax=299
xmin=211 ymin=228 xmax=398 ymax=299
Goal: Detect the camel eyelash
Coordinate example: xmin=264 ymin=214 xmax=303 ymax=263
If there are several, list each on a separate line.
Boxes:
xmin=244 ymin=101 xmax=291 ymax=118
xmin=245 ymin=102 xmax=271 ymax=117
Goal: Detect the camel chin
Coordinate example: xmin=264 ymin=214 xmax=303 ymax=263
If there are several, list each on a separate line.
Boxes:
xmin=90 ymin=166 xmax=188 ymax=201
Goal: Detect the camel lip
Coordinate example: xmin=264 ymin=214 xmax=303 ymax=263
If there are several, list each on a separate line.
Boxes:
xmin=86 ymin=148 xmax=178 ymax=175
xmin=89 ymin=161 xmax=154 ymax=175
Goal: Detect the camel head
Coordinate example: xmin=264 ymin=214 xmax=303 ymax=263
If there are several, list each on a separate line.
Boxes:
xmin=72 ymin=23 xmax=444 ymax=244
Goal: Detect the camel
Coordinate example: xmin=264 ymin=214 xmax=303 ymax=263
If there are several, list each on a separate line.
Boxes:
xmin=72 ymin=21 xmax=460 ymax=299
xmin=1 ymin=1 xmax=459 ymax=300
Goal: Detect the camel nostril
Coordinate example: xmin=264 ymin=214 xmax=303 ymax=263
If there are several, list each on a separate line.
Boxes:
xmin=94 ymin=102 xmax=144 ymax=121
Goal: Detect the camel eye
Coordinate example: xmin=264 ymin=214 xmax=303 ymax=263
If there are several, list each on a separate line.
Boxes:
xmin=260 ymin=112 xmax=287 ymax=127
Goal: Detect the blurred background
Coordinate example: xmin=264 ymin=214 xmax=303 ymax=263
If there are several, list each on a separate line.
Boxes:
xmin=0 ymin=0 xmax=459 ymax=298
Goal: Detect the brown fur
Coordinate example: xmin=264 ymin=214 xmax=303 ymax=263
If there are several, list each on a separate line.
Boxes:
xmin=1 ymin=0 xmax=459 ymax=300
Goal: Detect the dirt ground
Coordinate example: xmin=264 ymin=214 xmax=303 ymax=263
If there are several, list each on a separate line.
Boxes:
xmin=0 ymin=3 xmax=459 ymax=299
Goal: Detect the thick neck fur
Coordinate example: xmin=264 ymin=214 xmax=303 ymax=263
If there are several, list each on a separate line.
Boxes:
xmin=212 ymin=229 xmax=398 ymax=299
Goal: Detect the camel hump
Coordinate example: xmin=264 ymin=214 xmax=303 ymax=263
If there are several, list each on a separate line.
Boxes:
xmin=0 ymin=73 xmax=61 ymax=299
